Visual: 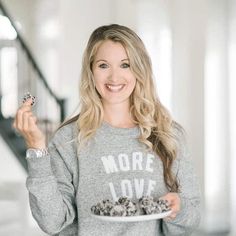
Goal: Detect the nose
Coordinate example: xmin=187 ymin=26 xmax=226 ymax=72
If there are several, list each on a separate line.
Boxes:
xmin=108 ymin=68 xmax=120 ymax=83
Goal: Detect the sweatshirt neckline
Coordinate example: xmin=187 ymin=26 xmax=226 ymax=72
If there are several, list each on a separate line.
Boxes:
xmin=101 ymin=121 xmax=140 ymax=136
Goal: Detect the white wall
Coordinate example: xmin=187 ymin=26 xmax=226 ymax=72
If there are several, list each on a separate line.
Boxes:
xmin=169 ymin=1 xmax=206 ymax=229
xmin=135 ymin=0 xmax=172 ymax=110
xmin=204 ymin=0 xmax=231 ymax=232
xmin=229 ymin=0 xmax=236 ymax=234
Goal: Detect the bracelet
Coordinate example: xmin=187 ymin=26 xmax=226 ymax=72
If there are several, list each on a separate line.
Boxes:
xmin=26 ymin=148 xmax=49 ymax=159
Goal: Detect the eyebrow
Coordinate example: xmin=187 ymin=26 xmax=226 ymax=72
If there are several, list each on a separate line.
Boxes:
xmin=95 ymin=58 xmax=129 ymax=63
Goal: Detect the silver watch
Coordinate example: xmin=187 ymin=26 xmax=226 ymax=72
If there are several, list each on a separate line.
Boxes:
xmin=26 ymin=148 xmax=49 ymax=159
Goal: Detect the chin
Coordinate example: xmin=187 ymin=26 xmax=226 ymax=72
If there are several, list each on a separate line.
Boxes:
xmin=102 ymin=97 xmax=130 ymax=106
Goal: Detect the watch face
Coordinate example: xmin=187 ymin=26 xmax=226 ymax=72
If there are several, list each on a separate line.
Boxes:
xmin=26 ymin=149 xmax=38 ymax=158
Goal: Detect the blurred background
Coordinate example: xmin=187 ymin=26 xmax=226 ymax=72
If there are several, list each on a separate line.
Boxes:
xmin=0 ymin=0 xmax=235 ymax=235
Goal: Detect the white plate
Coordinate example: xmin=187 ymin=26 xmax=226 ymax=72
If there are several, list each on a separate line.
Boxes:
xmin=91 ymin=210 xmax=172 ymax=222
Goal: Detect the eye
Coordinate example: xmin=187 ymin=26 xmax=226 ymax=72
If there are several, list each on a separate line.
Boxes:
xmin=121 ymin=63 xmax=130 ymax=68
xmin=98 ymin=63 xmax=109 ymax=69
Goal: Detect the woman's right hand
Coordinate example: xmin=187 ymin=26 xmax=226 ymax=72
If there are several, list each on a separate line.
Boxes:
xmin=13 ymin=97 xmax=46 ymax=149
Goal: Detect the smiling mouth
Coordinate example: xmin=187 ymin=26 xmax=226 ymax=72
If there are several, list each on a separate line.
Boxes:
xmin=105 ymin=84 xmax=125 ymax=92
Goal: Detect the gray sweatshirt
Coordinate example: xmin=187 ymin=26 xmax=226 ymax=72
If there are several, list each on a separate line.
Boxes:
xmin=26 ymin=121 xmax=201 ymax=236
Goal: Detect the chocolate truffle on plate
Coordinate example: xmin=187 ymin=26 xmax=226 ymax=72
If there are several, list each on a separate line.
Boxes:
xmin=117 ymin=197 xmax=137 ymax=216
xmin=91 ymin=199 xmax=114 ymax=216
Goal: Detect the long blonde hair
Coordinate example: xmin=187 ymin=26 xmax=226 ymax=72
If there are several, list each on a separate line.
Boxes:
xmin=60 ymin=24 xmax=183 ymax=192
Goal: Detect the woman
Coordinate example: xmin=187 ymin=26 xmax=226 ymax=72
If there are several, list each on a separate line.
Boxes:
xmin=13 ymin=24 xmax=200 ymax=236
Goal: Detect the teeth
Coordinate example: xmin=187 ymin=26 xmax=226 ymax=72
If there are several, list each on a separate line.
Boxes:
xmin=106 ymin=84 xmax=124 ymax=92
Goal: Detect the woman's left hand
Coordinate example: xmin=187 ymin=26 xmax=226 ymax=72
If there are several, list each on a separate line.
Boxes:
xmin=160 ymin=192 xmax=181 ymax=221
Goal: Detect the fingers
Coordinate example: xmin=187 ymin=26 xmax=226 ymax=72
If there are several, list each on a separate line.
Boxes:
xmin=12 ymin=93 xmax=46 ymax=148
xmin=14 ymin=98 xmax=34 ymax=130
xmin=22 ymin=111 xmax=37 ymax=133
xmin=13 ymin=92 xmax=36 ymax=134
xmin=165 ymin=213 xmax=177 ymax=221
xmin=160 ymin=193 xmax=181 ymax=221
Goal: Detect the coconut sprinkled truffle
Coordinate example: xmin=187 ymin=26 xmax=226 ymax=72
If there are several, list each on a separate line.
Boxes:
xmin=91 ymin=199 xmax=114 ymax=216
xmin=117 ymin=197 xmax=137 ymax=216
xmin=110 ymin=204 xmax=127 ymax=216
xmin=139 ymin=196 xmax=161 ymax=214
xmin=157 ymin=199 xmax=171 ymax=212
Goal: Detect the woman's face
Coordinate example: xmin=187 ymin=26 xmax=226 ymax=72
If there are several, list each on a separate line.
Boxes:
xmin=92 ymin=40 xmax=136 ymax=107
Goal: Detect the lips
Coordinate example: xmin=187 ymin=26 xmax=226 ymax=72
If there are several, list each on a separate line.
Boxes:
xmin=105 ymin=84 xmax=125 ymax=92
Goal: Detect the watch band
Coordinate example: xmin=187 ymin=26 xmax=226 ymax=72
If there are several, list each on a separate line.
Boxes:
xmin=26 ymin=148 xmax=49 ymax=159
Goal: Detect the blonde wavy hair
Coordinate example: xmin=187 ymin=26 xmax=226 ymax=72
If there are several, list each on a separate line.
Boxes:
xmin=60 ymin=24 xmax=184 ymax=192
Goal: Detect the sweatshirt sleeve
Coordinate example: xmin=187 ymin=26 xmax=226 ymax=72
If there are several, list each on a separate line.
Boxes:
xmin=162 ymin=132 xmax=201 ymax=235
xmin=25 ymin=127 xmax=78 ymax=235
